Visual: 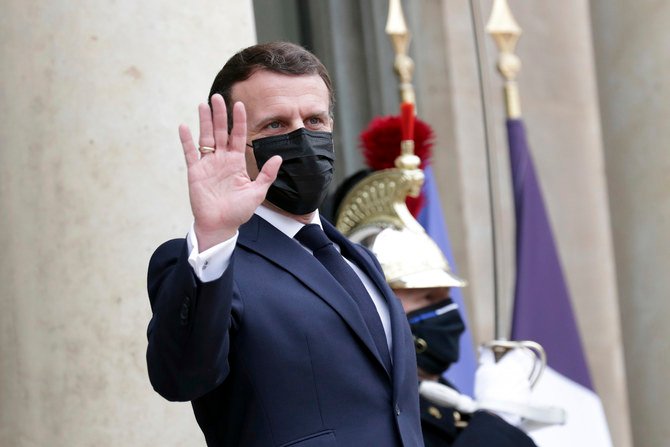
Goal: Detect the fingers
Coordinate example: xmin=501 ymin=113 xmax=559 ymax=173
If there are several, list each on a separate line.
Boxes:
xmin=185 ymin=96 xmax=247 ymax=165
xmin=198 ymin=103 xmax=215 ymax=150
xmin=228 ymin=102 xmax=247 ymax=153
xmin=179 ymin=124 xmax=198 ymax=167
xmin=211 ymin=94 xmax=229 ymax=149
xmin=211 ymin=95 xmax=246 ymax=153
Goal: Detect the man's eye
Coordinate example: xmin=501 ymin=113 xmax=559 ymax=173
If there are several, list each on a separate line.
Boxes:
xmin=307 ymin=117 xmax=322 ymax=125
xmin=267 ymin=122 xmax=282 ymax=129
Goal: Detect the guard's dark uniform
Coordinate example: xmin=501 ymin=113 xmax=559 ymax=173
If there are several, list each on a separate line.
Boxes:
xmin=420 ymin=379 xmax=537 ymax=447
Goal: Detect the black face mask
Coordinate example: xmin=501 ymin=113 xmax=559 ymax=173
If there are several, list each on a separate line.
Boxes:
xmin=251 ymin=128 xmax=335 ymax=215
xmin=406 ymin=298 xmax=466 ymax=375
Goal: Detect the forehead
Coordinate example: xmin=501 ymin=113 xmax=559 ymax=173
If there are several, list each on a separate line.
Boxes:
xmin=230 ymin=70 xmax=330 ymax=116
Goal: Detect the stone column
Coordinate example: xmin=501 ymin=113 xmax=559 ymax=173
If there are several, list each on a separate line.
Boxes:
xmin=0 ymin=1 xmax=256 ymax=445
xmin=590 ymin=2 xmax=670 ymax=447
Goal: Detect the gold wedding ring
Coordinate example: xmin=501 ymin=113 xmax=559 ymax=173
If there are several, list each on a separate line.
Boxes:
xmin=199 ymin=146 xmax=216 ymax=154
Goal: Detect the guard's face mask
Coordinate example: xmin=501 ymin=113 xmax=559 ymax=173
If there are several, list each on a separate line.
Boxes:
xmin=250 ymin=128 xmax=335 ymax=215
xmin=406 ymin=298 xmax=466 ymax=375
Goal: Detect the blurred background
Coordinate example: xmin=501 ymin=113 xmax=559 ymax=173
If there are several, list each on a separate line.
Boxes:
xmin=1 ymin=1 xmax=667 ymax=446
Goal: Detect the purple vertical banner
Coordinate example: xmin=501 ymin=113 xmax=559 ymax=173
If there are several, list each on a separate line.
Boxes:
xmin=418 ymin=166 xmax=477 ymax=396
xmin=507 ymin=118 xmax=592 ymax=389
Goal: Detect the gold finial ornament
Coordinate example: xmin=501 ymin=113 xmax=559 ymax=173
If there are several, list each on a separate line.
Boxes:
xmin=394 ymin=101 xmax=421 ymax=174
xmin=386 ymin=0 xmax=415 ymax=105
xmin=486 ymin=0 xmax=523 ymax=118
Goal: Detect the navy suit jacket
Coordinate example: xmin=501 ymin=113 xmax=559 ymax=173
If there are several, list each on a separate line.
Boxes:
xmin=147 ymin=215 xmax=423 ymax=446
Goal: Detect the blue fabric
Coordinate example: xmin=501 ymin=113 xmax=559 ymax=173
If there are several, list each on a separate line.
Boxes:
xmin=295 ymin=224 xmax=392 ymax=373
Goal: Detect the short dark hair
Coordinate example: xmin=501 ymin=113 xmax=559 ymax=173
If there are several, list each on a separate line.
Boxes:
xmin=209 ymin=42 xmax=334 ymax=127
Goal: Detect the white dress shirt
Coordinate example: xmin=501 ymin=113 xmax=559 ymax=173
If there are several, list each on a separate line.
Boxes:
xmin=186 ymin=205 xmax=393 ymax=350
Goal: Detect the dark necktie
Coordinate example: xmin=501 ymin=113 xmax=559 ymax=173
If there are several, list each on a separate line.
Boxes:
xmin=295 ymin=224 xmax=391 ymax=372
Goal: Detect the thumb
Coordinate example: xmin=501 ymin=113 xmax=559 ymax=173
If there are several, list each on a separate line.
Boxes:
xmin=254 ymin=155 xmax=282 ymax=190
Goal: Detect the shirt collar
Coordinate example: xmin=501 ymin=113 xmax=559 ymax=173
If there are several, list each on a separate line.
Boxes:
xmin=254 ymin=204 xmax=322 ymax=239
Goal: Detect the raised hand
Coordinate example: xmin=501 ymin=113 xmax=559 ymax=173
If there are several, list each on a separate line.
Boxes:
xmin=179 ymin=94 xmax=282 ymax=251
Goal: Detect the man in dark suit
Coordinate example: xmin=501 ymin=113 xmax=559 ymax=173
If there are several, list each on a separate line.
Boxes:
xmin=146 ymin=42 xmax=423 ymax=447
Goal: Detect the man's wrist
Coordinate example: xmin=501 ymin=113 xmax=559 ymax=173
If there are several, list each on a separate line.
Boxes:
xmin=187 ymin=225 xmax=238 ymax=282
xmin=194 ymin=221 xmax=238 ymax=252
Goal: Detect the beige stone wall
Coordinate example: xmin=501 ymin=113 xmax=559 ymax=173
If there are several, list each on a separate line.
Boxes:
xmin=0 ymin=1 xmax=256 ymax=445
xmin=590 ymin=2 xmax=670 ymax=447
xmin=420 ymin=1 xmax=633 ymax=446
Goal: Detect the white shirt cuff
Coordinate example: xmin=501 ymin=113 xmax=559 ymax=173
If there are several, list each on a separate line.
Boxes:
xmin=186 ymin=223 xmax=238 ymax=283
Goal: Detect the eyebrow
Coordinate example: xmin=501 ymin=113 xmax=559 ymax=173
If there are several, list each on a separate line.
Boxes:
xmin=308 ymin=111 xmax=331 ymax=119
xmin=251 ymin=114 xmax=285 ymax=127
xmin=251 ymin=110 xmax=330 ymax=130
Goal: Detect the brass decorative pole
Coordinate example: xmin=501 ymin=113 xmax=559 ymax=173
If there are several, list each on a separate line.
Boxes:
xmin=385 ymin=0 xmax=416 ymax=106
xmin=385 ymin=0 xmax=421 ymax=175
xmin=486 ymin=0 xmax=523 ymax=118
xmin=336 ymin=0 xmax=426 ymax=235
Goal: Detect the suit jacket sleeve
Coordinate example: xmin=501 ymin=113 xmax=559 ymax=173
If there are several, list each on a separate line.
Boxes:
xmin=146 ymin=238 xmax=237 ymax=402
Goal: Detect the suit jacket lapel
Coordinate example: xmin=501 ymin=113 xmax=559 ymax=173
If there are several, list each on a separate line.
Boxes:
xmin=238 ymin=215 xmax=388 ymax=376
xmin=324 ymin=220 xmax=408 ymax=385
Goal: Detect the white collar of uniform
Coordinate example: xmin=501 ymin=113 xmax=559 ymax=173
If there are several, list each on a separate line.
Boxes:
xmin=254 ymin=204 xmax=322 ymax=239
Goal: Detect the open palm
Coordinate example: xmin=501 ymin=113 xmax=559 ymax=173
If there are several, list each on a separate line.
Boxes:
xmin=180 ymin=94 xmax=281 ymax=251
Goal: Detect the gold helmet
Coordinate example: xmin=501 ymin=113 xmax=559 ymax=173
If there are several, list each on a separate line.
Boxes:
xmin=335 ymin=153 xmax=466 ymax=290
